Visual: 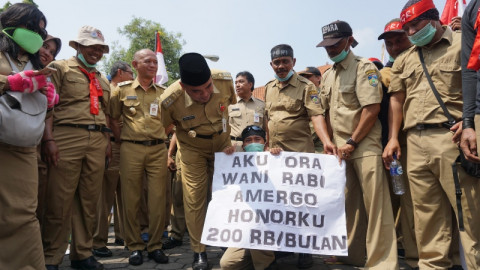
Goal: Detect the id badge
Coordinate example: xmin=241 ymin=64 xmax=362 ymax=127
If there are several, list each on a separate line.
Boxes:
xmin=254 ymin=113 xmax=260 ymax=123
xmin=222 ymin=117 xmax=227 ymax=133
xmin=150 ymin=103 xmax=159 ymax=116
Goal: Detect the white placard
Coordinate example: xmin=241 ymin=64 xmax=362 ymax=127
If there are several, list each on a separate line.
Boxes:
xmin=201 ymin=151 xmax=347 ymax=256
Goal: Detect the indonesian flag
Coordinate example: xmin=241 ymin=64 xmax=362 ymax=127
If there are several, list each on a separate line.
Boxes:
xmin=440 ymin=0 xmax=467 ymax=25
xmin=154 ymin=31 xmax=168 ymax=85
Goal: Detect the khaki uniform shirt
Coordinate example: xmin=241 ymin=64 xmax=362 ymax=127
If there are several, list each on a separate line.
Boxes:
xmin=49 ymin=57 xmax=110 ymax=126
xmin=161 ymin=69 xmax=236 ymax=149
xmin=320 ymin=51 xmax=383 ymax=159
xmin=109 ymin=79 xmax=166 ymax=141
xmin=380 ymin=67 xmax=392 ymax=88
xmin=228 ymin=96 xmax=265 ymax=138
xmin=265 ymin=72 xmax=322 ymax=153
xmin=389 ymin=27 xmax=462 ymax=130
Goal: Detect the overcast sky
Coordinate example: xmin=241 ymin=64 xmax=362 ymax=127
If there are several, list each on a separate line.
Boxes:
xmin=34 ymin=0 xmax=458 ymax=86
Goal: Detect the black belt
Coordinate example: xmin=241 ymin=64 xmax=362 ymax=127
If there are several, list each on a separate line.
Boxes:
xmin=57 ymin=124 xmax=112 ymax=133
xmin=196 ymin=130 xmax=223 ymax=139
xmin=122 ymin=139 xmax=164 ymax=146
xmin=414 ymin=123 xmax=446 ymax=130
xmin=230 ymin=136 xmax=242 ymax=141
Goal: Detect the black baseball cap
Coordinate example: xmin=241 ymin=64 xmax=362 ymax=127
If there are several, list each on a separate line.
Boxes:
xmin=179 ymin=52 xmax=211 ymax=86
xmin=298 ymin=66 xmax=321 ymax=77
xmin=316 ymin=20 xmax=358 ymax=48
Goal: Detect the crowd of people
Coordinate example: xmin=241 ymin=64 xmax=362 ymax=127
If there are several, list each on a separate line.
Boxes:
xmin=1 ymin=0 xmax=480 ymax=269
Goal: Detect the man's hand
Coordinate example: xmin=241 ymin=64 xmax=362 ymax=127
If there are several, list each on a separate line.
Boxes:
xmin=382 ymin=138 xmax=401 ymax=169
xmin=460 ymin=128 xmax=480 ymax=163
xmin=323 ymin=141 xmax=338 ymax=156
xmin=168 ymin=156 xmax=177 ymax=171
xmin=223 ymin=145 xmax=235 ymax=155
xmin=337 ymin=144 xmax=354 ymax=161
xmin=42 ymin=140 xmax=60 ymax=167
xmin=449 ymin=16 xmax=462 ymax=31
xmin=450 ymin=121 xmax=463 ymax=144
xmin=269 ymin=147 xmax=282 ymax=156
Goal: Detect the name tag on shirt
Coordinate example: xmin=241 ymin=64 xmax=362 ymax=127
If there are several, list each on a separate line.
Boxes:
xmin=254 ymin=112 xmax=260 ymax=123
xmin=150 ymin=103 xmax=158 ymax=116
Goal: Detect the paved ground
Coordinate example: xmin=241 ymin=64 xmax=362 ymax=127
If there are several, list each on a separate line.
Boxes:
xmin=58 ymin=229 xmax=415 ymax=270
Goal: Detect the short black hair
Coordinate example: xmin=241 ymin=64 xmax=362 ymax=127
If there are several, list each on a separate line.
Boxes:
xmin=110 ymin=60 xmax=131 ymax=79
xmin=236 ymin=71 xmax=255 ymax=91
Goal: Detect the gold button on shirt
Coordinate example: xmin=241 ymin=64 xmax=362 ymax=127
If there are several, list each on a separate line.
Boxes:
xmin=320 ymin=51 xmax=383 ymax=159
xmin=265 ymin=72 xmax=323 ymax=153
xmin=389 ymin=27 xmax=462 ymax=130
xmin=109 ymin=79 xmax=166 ymax=141
xmin=49 ymin=57 xmax=110 ymax=126
xmin=228 ymin=96 xmax=266 ymax=138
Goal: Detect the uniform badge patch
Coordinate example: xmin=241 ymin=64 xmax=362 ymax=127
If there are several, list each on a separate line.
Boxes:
xmin=366 ymin=70 xmax=379 ymax=87
xmin=310 ymin=95 xmax=320 ymax=104
xmin=162 ymin=96 xmax=174 ymax=108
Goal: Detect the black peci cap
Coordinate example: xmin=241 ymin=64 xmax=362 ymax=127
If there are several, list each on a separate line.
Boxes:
xmin=179 ymin=52 xmax=211 ymax=86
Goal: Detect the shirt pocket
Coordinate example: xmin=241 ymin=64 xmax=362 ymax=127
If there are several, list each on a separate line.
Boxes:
xmin=320 ymin=86 xmax=331 ymax=110
xmin=338 ymin=84 xmax=359 ymax=109
xmin=63 ymin=73 xmax=89 ymax=98
xmin=284 ymin=98 xmax=303 ymax=112
xmin=437 ymin=63 xmax=461 ymax=93
xmin=123 ymin=99 xmax=141 ymax=117
xmin=398 ymin=67 xmax=417 ymax=90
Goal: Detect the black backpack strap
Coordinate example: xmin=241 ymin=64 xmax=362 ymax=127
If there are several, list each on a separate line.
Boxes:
xmin=452 ymin=156 xmax=465 ymax=231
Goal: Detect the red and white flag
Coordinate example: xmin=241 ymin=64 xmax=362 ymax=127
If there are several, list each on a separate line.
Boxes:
xmin=440 ymin=0 xmax=467 ymax=25
xmin=154 ymin=31 xmax=168 ymax=85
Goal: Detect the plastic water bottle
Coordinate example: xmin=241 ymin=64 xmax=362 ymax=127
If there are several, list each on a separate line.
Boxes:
xmin=390 ymin=153 xmax=405 ymax=195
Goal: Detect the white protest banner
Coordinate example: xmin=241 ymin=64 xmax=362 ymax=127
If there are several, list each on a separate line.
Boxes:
xmin=201 ymin=151 xmax=347 ymax=256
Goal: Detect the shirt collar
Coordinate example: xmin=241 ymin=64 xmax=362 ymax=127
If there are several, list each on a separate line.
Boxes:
xmin=273 ymin=71 xmax=300 ymax=89
xmin=334 ymin=50 xmax=356 ymax=71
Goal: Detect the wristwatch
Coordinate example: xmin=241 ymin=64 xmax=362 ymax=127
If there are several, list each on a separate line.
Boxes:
xmin=346 ymin=137 xmax=358 ymax=149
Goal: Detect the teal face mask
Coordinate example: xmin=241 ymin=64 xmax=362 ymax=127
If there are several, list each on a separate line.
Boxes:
xmin=244 ymin=143 xmax=265 ymax=152
xmin=274 ymin=70 xmax=294 ymax=82
xmin=329 ymin=41 xmax=350 ymax=63
xmin=77 ymin=53 xmax=98 ymax=68
xmin=2 ymin=27 xmax=43 ymax=54
xmin=408 ymin=21 xmax=437 ymax=47
xmin=389 ymin=56 xmax=395 ymax=62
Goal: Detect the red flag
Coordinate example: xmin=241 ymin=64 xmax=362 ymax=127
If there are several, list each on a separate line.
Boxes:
xmin=440 ymin=0 xmax=467 ymax=25
xmin=154 ymin=31 xmax=168 ymax=85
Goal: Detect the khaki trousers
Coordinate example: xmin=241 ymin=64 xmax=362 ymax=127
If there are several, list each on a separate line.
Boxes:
xmin=0 ymin=143 xmax=44 ymax=270
xmin=407 ymin=128 xmax=480 ymax=270
xmin=387 ymin=144 xmax=418 ymax=268
xmin=344 ymin=155 xmax=398 ymax=270
xmin=120 ymin=141 xmax=167 ymax=252
xmin=169 ymin=150 xmax=187 ymax=240
xmin=36 ymin=145 xmax=48 ymax=228
xmin=220 ymin=248 xmax=275 ymax=270
xmin=43 ymin=126 xmax=107 ymax=264
xmin=93 ymin=142 xmax=124 ymax=248
xmin=179 ymin=132 xmax=230 ymax=252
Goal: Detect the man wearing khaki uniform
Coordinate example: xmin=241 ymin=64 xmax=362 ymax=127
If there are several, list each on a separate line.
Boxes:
xmin=42 ymin=26 xmax=110 ymax=270
xmin=317 ymin=21 xmax=398 ymax=269
xmin=229 ymin=71 xmax=266 ymax=152
xmin=109 ymin=49 xmax=168 ymax=266
xmin=384 ymin=1 xmax=480 ymax=268
xmin=161 ymin=53 xmax=236 ymax=270
xmin=92 ymin=61 xmax=133 ymax=257
xmin=264 ymin=44 xmax=325 ymax=269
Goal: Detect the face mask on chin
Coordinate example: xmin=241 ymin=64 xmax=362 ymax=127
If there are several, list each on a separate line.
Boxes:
xmin=329 ymin=40 xmax=350 ymax=63
xmin=2 ymin=27 xmax=43 ymax=54
xmin=274 ymin=70 xmax=294 ymax=82
xmin=408 ymin=21 xmax=437 ymax=47
xmin=77 ymin=53 xmax=97 ymax=68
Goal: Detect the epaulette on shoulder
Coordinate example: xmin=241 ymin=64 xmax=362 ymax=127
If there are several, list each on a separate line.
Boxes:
xmin=265 ymin=78 xmax=276 ymax=87
xmin=297 ymin=74 xmax=311 ymax=84
xmin=211 ymin=70 xmax=232 ymax=80
xmin=118 ymin=80 xmax=133 ymax=87
xmin=154 ymin=83 xmax=166 ymax=90
xmin=161 ymin=84 xmax=183 ymax=109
